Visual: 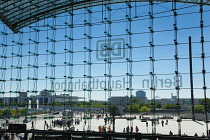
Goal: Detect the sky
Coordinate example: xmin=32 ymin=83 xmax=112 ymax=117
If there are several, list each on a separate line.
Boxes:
xmin=1 ymin=1 xmax=210 ymax=101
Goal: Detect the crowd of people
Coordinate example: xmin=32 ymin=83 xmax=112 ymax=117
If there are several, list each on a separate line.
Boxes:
xmin=0 ymin=113 xmax=209 ymax=139
xmin=38 ymin=117 xmax=81 ymax=130
xmin=122 ymin=126 xmax=139 ymax=133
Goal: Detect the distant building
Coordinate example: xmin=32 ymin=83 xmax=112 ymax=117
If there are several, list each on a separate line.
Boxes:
xmin=38 ymin=90 xmax=83 ymax=104
xmin=2 ymin=92 xmax=29 ymax=105
xmin=109 ymin=96 xmax=147 ymax=106
xmin=136 ymin=90 xmax=146 ymax=97
xmin=161 ymin=93 xmax=201 ymax=109
xmin=1 ymin=89 xmax=82 ymax=106
xmin=19 ymin=92 xmax=27 ymax=98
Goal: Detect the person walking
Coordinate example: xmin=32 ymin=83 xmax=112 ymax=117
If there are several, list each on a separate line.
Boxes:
xmin=31 ymin=121 xmax=34 ymax=129
xmin=135 ymin=126 xmax=139 ymax=133
xmin=130 ymin=126 xmax=133 ymax=133
xmin=146 ymin=122 xmax=148 ymax=133
xmin=123 ymin=128 xmax=125 ymax=133
xmin=161 ymin=120 xmax=164 ymax=127
xmin=126 ymin=126 xmax=129 ymax=133
xmin=166 ymin=120 xmax=168 ymax=125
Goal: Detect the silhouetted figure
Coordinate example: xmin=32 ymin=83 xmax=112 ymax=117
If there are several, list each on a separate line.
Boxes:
xmin=130 ymin=126 xmax=133 ymax=133
xmin=152 ymin=121 xmax=154 ymax=126
xmin=5 ymin=120 xmax=8 ymax=126
xmin=169 ymin=131 xmax=173 ymax=135
xmin=126 ymin=126 xmax=129 ymax=133
xmin=161 ymin=120 xmax=164 ymax=127
xmin=3 ymin=134 xmax=9 ymax=140
xmin=194 ymin=133 xmax=198 ymax=137
xmin=46 ymin=123 xmax=49 ymax=130
xmin=182 ymin=133 xmax=187 ymax=136
xmin=135 ymin=126 xmax=139 ymax=133
xmin=166 ymin=120 xmax=168 ymax=125
xmin=202 ymin=133 xmax=206 ymax=137
xmin=11 ymin=133 xmax=15 ymax=140
xmin=31 ymin=121 xmax=34 ymax=129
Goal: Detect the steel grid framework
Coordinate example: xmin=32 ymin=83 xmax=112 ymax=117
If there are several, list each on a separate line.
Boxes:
xmin=0 ymin=0 xmax=210 ymax=33
xmin=0 ymin=0 xmax=210 ymax=137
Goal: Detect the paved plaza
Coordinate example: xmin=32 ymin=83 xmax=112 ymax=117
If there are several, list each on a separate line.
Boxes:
xmin=1 ymin=113 xmax=208 ymax=137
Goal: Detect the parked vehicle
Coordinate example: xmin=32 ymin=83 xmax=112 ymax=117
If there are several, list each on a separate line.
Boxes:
xmin=53 ymin=111 xmax=59 ymax=115
xmin=141 ymin=118 xmax=147 ymax=122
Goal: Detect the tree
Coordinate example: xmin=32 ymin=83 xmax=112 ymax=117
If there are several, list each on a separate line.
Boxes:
xmin=54 ymin=102 xmax=62 ymax=106
xmin=145 ymin=102 xmax=152 ymax=108
xmin=18 ymin=102 xmax=26 ymax=107
xmin=10 ymin=102 xmax=17 ymax=106
xmin=0 ymin=101 xmax=3 ymax=107
xmin=131 ymin=98 xmax=139 ymax=104
xmin=0 ymin=110 xmax=6 ymax=116
xmin=156 ymin=102 xmax=161 ymax=110
xmin=139 ymin=106 xmax=150 ymax=113
xmin=200 ymin=98 xmax=210 ymax=105
xmin=194 ymin=105 xmax=204 ymax=114
xmin=91 ymin=101 xmax=104 ymax=107
xmin=164 ymin=104 xmax=177 ymax=109
xmin=127 ymin=103 xmax=139 ymax=113
xmin=139 ymin=103 xmax=144 ymax=108
xmin=200 ymin=98 xmax=210 ymax=112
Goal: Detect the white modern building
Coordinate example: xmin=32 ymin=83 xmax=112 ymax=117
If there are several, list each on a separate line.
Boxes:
xmin=0 ymin=89 xmax=82 ymax=105
xmin=109 ymin=96 xmax=147 ymax=106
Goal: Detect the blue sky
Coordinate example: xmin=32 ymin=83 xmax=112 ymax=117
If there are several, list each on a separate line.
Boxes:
xmin=1 ymin=2 xmax=210 ymax=100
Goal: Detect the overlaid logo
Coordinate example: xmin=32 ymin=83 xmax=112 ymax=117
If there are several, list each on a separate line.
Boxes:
xmin=96 ymin=38 xmax=125 ymax=61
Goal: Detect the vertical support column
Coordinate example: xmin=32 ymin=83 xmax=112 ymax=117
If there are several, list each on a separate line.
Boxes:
xmin=83 ymin=7 xmax=87 ymax=131
xmin=29 ymin=100 xmax=31 ymax=109
xmin=108 ymin=3 xmax=113 ymax=132
xmin=172 ymin=0 xmax=181 ymax=136
xmin=63 ymin=10 xmax=68 ymax=121
xmin=87 ymin=5 xmax=92 ymax=131
xmin=33 ymin=22 xmax=39 ymax=116
xmin=68 ymin=5 xmax=74 ymax=119
xmin=0 ymin=24 xmax=8 ymax=102
xmin=44 ymin=17 xmax=49 ymax=111
xmin=126 ymin=1 xmax=133 ymax=130
xmin=52 ymin=15 xmax=56 ymax=112
xmin=45 ymin=9 xmax=57 ymax=113
xmin=16 ymin=1 xmax=24 ymax=118
xmin=27 ymin=14 xmax=40 ymax=119
xmin=103 ymin=0 xmax=107 ymax=124
xmin=83 ymin=5 xmax=93 ymax=131
xmin=36 ymin=100 xmax=39 ymax=109
xmin=199 ymin=0 xmax=209 ymax=137
xmin=188 ymin=36 xmax=195 ymax=121
xmin=44 ymin=12 xmax=57 ymax=130
xmin=148 ymin=0 xmax=156 ymax=134
xmin=104 ymin=2 xmax=113 ymax=131
xmin=10 ymin=27 xmax=23 ymax=118
xmin=64 ymin=3 xmax=75 ymax=124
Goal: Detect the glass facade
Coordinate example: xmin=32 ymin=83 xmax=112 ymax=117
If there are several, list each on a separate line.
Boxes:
xmin=0 ymin=0 xmax=209 ymax=32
